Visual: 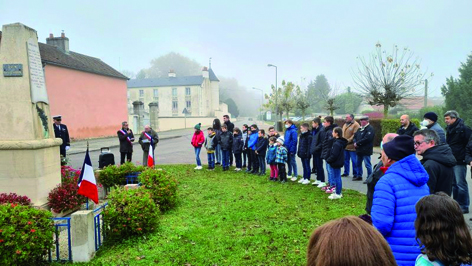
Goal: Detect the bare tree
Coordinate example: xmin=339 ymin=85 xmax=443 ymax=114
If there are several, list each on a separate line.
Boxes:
xmin=322 ymin=83 xmax=339 ymax=116
xmin=295 ymin=85 xmax=310 ymax=120
xmin=353 ymin=43 xmax=431 ymax=117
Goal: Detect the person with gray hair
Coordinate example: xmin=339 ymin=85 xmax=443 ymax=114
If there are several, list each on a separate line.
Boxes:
xmin=414 ymin=129 xmax=456 ymax=196
xmin=117 ymin=121 xmax=135 ymax=164
xmin=444 ymin=110 xmax=472 ymax=213
xmin=342 ymin=114 xmax=360 ymax=178
xmin=139 ymin=125 xmax=159 ymax=166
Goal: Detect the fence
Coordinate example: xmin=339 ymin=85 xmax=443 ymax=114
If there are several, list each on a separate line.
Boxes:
xmin=93 ymin=203 xmax=108 ymax=251
xmin=125 ymin=172 xmax=140 ymax=184
xmin=48 ymin=217 xmax=72 ymax=262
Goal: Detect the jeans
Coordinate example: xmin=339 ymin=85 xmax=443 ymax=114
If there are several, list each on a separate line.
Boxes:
xmin=215 ymin=144 xmax=222 ymax=163
xmin=257 ymin=155 xmax=266 ymax=174
xmin=287 ymin=153 xmax=298 ymax=177
xmin=356 ymin=155 xmax=372 ymax=179
xmin=120 ymin=152 xmax=132 ymax=164
xmin=313 ymin=155 xmax=325 ymax=182
xmin=301 ymin=157 xmax=311 ymax=180
xmin=343 ymin=150 xmax=358 ymax=176
xmin=452 ymin=164 xmax=469 ymax=212
xmin=229 ymin=148 xmax=233 ymax=166
xmin=194 ymin=147 xmax=201 ymax=166
xmin=250 ymin=149 xmax=259 ymax=172
xmin=332 ymin=167 xmax=342 ymax=195
xmin=207 ymin=153 xmax=215 ymax=169
xmin=234 ymin=153 xmax=242 ymax=168
xmin=243 ymin=150 xmax=247 ymax=166
xmin=222 ymin=150 xmax=230 ymax=168
xmin=325 ymin=161 xmax=333 ymax=186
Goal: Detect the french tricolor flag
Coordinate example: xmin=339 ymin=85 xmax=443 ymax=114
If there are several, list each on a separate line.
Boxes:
xmin=147 ymin=138 xmax=154 ymax=167
xmin=77 ymin=149 xmax=99 ymax=204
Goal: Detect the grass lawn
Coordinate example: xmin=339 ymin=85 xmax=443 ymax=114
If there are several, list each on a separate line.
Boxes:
xmin=80 ymin=165 xmax=367 ymax=265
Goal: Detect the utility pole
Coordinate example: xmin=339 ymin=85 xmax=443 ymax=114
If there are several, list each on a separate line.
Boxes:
xmin=424 ymin=79 xmax=428 ymax=108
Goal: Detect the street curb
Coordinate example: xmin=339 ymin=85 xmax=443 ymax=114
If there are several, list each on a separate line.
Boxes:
xmin=68 ymin=135 xmax=182 ymax=155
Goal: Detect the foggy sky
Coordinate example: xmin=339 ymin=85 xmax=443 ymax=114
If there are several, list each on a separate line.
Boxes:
xmin=2 ymin=0 xmax=471 ymax=97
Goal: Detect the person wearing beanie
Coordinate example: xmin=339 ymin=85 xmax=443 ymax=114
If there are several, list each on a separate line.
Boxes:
xmin=422 ymin=112 xmax=446 ymax=144
xmin=275 ymin=137 xmax=288 ymax=183
xmin=191 ymin=123 xmax=205 ymax=170
xmin=371 ymin=135 xmax=430 ymax=266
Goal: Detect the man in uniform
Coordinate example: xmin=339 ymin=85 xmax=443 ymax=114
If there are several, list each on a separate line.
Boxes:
xmin=117 ymin=121 xmax=135 ymax=164
xmin=139 ymin=125 xmax=159 ymax=166
xmin=53 ymin=115 xmax=70 ymax=157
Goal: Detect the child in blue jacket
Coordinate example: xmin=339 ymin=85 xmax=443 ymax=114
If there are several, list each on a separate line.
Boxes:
xmin=275 ymin=137 xmax=288 ymax=183
xmin=266 ymin=137 xmax=278 ymax=181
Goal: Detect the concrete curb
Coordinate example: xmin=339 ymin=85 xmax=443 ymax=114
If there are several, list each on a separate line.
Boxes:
xmin=68 ymin=135 xmax=182 ymax=155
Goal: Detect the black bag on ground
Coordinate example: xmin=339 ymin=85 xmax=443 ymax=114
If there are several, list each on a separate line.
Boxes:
xmin=99 ymin=147 xmax=115 ymax=169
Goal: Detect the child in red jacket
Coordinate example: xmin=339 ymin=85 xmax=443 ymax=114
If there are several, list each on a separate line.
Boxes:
xmin=191 ymin=123 xmax=205 ymax=170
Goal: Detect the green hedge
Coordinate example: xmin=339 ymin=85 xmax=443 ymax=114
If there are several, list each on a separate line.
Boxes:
xmin=380 ymin=119 xmax=420 ymax=138
xmin=98 ymin=162 xmax=146 ymax=188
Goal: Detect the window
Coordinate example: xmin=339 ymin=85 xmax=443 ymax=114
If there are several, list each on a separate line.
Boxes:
xmin=185 ymin=87 xmax=191 ymax=96
xmin=172 ymin=88 xmax=177 ymax=97
xmin=139 ymin=90 xmax=144 ymax=97
xmin=153 ymin=89 xmax=158 ymax=97
xmin=186 ymin=100 xmax=191 ymax=109
xmin=172 ymin=100 xmax=178 ymax=111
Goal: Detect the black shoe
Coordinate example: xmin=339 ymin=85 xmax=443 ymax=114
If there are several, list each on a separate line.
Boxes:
xmin=245 ymin=169 xmax=251 ymax=173
xmin=341 ymin=174 xmax=349 ymax=177
xmin=352 ymin=177 xmax=362 ymax=181
xmin=242 ymin=164 xmax=247 ymax=168
xmin=216 ymin=162 xmax=221 ymax=165
xmin=363 ymin=180 xmax=368 ymax=184
xmin=463 ymin=209 xmax=470 ymax=214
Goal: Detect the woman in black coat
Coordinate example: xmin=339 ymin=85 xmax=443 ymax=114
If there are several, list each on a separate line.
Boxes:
xmin=326 ymin=127 xmax=348 ymax=199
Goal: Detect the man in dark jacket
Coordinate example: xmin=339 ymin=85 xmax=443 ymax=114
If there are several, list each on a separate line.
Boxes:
xmin=223 ymin=115 xmax=235 ymax=166
xmin=320 ymin=116 xmax=337 ymax=187
xmin=219 ymin=124 xmax=234 ymax=171
xmin=255 ymin=129 xmax=269 ymax=175
xmin=139 ymin=125 xmax=159 ymax=166
xmin=422 ymin=112 xmax=446 ymax=144
xmin=53 ymin=115 xmax=70 ymax=157
xmin=284 ymin=120 xmax=298 ymax=181
xmin=413 ymin=129 xmax=455 ymax=196
xmin=310 ymin=118 xmax=326 ymax=187
xmin=444 ymin=110 xmax=472 ymax=213
xmin=397 ymin=114 xmax=419 ymax=137
xmin=297 ymin=123 xmax=312 ymax=184
xmin=117 ymin=121 xmax=135 ymax=164
xmin=353 ymin=116 xmax=375 ymax=181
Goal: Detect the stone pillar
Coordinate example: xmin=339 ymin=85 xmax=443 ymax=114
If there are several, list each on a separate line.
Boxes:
xmin=71 ymin=210 xmax=95 ymax=262
xmin=0 ymin=23 xmax=62 ymax=206
xmin=132 ymin=101 xmax=144 ymax=130
xmin=149 ymin=102 xmax=159 ymax=130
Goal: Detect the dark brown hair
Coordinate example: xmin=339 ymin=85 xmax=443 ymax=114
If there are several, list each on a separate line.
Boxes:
xmin=324 ymin=116 xmax=334 ymax=124
xmin=415 ymin=192 xmax=472 ymax=265
xmin=285 ymin=119 xmax=293 ymax=125
xmin=221 ymin=124 xmax=227 ymax=129
xmin=269 ymin=136 xmax=277 ymax=143
xmin=301 ymin=123 xmax=309 ymax=129
xmin=259 ymin=129 xmax=265 ymax=135
xmin=233 ymin=127 xmax=241 ymax=134
xmin=307 ymin=216 xmax=396 ymax=266
xmin=333 ymin=127 xmax=342 ymax=138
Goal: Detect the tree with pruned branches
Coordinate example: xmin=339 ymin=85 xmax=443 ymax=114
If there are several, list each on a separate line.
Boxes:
xmin=295 ymin=86 xmax=310 ymax=120
xmin=353 ymin=43 xmax=431 ymax=117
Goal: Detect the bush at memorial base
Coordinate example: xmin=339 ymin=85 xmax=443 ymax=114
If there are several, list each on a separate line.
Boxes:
xmin=0 ymin=204 xmax=54 ymax=265
xmin=139 ymin=168 xmax=179 ymax=212
xmin=98 ymin=163 xmax=145 ymax=188
xmin=103 ymin=187 xmax=159 ymax=242
xmin=48 ymin=166 xmax=86 ymax=213
xmin=0 ymin=193 xmax=31 ymax=206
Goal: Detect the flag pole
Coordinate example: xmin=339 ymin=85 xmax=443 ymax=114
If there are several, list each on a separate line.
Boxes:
xmin=86 ymin=141 xmax=89 ymax=210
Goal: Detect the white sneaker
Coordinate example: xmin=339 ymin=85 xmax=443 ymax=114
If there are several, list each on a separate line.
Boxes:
xmin=301 ymin=179 xmax=311 ymax=185
xmin=290 ymin=176 xmax=297 ymax=182
xmin=297 ymin=178 xmax=304 ymax=183
xmin=194 ymin=166 xmax=202 ymax=170
xmin=235 ymin=168 xmax=241 ymax=171
xmin=328 ymin=193 xmax=343 ymax=200
xmin=312 ymin=180 xmax=321 ymax=185
xmin=317 ymin=182 xmax=327 ymax=188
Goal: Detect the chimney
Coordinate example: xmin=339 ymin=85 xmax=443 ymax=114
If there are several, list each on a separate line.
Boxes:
xmin=168 ymin=69 xmax=176 ymax=78
xmin=46 ymin=31 xmax=69 ymax=54
xmin=202 ymin=66 xmax=209 ymax=79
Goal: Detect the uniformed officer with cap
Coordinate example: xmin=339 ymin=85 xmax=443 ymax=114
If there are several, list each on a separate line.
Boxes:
xmin=53 ymin=115 xmax=70 ymax=157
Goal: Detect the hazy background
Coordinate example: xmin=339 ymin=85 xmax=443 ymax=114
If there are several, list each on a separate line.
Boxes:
xmin=2 ymin=0 xmax=471 ymax=99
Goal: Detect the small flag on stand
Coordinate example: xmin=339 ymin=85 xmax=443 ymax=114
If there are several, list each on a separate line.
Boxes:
xmin=77 ymin=148 xmax=99 ymax=204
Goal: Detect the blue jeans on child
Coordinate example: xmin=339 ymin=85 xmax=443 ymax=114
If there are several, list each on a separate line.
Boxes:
xmin=257 ymin=155 xmax=266 ymax=174
xmin=222 ymin=149 xmax=230 ymax=168
xmin=287 ymin=153 xmax=298 ymax=177
xmin=301 ymin=157 xmax=311 ymax=180
xmin=207 ymin=153 xmax=215 ymax=169
xmin=194 ymin=147 xmax=201 ymax=166
xmin=331 ymin=167 xmax=342 ymax=195
xmin=234 ymin=153 xmax=242 ymax=169
xmin=325 ymin=161 xmax=333 ymax=186
xmin=215 ymin=144 xmax=222 ymax=164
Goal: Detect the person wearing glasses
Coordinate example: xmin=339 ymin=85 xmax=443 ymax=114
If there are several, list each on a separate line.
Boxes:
xmin=413 ymin=129 xmax=456 ymax=196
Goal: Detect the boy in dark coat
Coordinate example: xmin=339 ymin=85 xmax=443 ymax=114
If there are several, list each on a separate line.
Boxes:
xmin=232 ymin=127 xmax=245 ymax=171
xmin=219 ymin=124 xmax=233 ymax=171
xmin=297 ymin=123 xmax=312 ymax=184
xmin=310 ymin=118 xmax=326 ymax=187
xmin=326 ymin=127 xmax=347 ymax=199
xmin=255 ymin=129 xmax=269 ymax=176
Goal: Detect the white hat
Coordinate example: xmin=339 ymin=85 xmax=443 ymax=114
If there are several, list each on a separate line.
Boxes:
xmin=276 ymin=137 xmax=284 ymax=145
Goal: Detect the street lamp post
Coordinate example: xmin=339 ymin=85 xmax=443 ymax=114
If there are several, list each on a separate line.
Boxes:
xmin=252 ymin=87 xmax=263 ymax=123
xmin=267 ymin=64 xmax=278 ymax=128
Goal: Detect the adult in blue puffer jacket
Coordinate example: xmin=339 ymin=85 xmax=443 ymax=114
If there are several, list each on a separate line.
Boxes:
xmin=247 ymin=124 xmax=259 ymax=174
xmin=372 ymin=135 xmax=429 ymax=266
xmin=284 ymin=120 xmax=298 ymax=180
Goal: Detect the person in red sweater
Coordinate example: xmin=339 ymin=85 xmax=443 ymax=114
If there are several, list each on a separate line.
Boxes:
xmin=191 ymin=123 xmax=205 ymax=170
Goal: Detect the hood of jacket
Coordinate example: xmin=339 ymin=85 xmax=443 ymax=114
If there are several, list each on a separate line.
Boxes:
xmin=385 ymin=154 xmax=429 ymax=187
xmin=421 ymin=144 xmax=457 ymax=167
xmin=335 ymin=137 xmax=348 ymax=148
xmin=287 ymin=124 xmax=297 ymax=131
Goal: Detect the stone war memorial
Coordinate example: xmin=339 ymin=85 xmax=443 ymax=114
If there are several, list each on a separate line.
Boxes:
xmin=0 ymin=23 xmax=62 ymax=206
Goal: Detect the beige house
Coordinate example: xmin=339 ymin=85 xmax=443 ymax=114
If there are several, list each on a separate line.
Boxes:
xmin=127 ymin=67 xmax=229 ymax=131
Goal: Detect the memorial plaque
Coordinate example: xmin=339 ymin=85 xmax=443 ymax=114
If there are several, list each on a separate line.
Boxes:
xmin=27 ymin=39 xmax=49 ymax=104
xmin=3 ymin=64 xmax=23 ymax=77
